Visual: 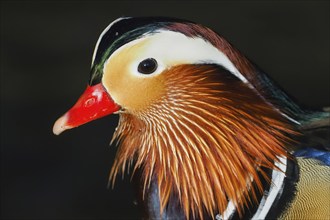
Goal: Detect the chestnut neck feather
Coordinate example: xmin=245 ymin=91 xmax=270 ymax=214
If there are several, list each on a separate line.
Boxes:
xmin=166 ymin=23 xmax=303 ymax=118
xmin=109 ymin=64 xmax=296 ymax=219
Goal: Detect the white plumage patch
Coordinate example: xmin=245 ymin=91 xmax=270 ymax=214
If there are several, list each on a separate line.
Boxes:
xmin=252 ymin=156 xmax=287 ymax=219
xmin=104 ymin=30 xmax=249 ymax=83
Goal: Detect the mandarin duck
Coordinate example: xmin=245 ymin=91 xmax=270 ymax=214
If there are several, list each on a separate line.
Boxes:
xmin=53 ymin=17 xmax=330 ymax=220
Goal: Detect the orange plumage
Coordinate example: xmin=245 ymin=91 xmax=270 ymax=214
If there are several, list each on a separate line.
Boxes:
xmin=53 ymin=17 xmax=312 ymax=220
xmin=109 ymin=64 xmax=297 ymax=219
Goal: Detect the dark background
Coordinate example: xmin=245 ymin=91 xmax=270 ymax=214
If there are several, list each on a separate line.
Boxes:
xmin=1 ymin=1 xmax=329 ymax=219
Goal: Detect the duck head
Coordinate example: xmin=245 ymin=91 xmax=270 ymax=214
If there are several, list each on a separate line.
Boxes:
xmin=53 ymin=17 xmax=298 ymax=219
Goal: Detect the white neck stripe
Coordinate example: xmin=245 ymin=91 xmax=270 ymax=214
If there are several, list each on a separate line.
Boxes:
xmin=216 ymin=156 xmax=287 ymax=220
xmin=216 ymin=200 xmax=236 ymax=220
xmin=252 ymin=156 xmax=287 ymax=219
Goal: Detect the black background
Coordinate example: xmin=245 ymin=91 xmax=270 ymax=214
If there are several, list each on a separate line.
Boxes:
xmin=1 ymin=1 xmax=329 ymax=220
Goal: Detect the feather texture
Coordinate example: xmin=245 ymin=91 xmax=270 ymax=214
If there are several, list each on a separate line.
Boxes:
xmin=109 ymin=64 xmax=297 ymax=219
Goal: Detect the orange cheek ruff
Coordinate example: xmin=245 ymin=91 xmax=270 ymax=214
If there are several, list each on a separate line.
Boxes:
xmin=109 ymin=64 xmax=298 ymax=220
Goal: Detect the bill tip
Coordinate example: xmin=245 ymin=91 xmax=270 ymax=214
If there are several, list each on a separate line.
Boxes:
xmin=53 ymin=114 xmax=71 ymax=135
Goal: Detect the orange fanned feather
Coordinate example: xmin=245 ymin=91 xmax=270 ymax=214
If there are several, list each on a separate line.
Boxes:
xmin=109 ymin=64 xmax=297 ymax=219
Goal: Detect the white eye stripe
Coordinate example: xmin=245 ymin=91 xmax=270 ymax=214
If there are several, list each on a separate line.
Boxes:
xmin=104 ymin=30 xmax=249 ymax=83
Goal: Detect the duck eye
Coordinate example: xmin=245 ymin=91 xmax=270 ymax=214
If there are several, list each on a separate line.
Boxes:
xmin=138 ymin=58 xmax=158 ymax=74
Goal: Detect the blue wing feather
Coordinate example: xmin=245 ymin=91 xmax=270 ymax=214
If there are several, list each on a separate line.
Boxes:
xmin=294 ymin=148 xmax=330 ymax=166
